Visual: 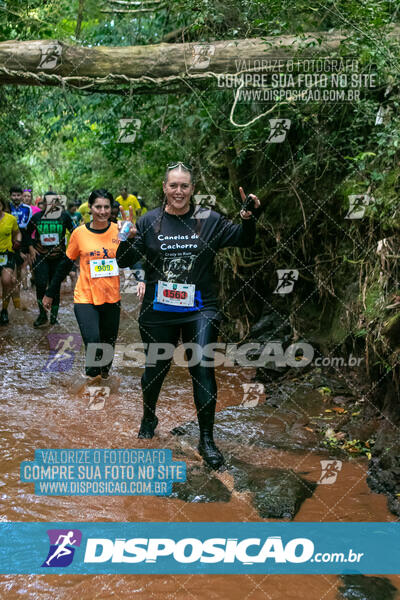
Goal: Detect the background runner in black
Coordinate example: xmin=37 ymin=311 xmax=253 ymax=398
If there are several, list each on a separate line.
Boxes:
xmin=117 ymin=162 xmax=260 ymax=469
xmin=27 ymin=196 xmax=74 ymax=327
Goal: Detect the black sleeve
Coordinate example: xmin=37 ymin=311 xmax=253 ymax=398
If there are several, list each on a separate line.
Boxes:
xmin=216 ymin=214 xmax=257 ymax=249
xmin=26 ymin=214 xmax=37 ymax=247
xmin=45 ymin=255 xmax=74 ymax=298
xmin=116 ymin=219 xmax=146 ymax=268
xmin=19 ymin=228 xmax=32 ymax=253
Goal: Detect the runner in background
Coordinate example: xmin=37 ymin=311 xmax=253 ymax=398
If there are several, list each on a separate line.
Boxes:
xmin=0 ymin=198 xmax=22 ymax=325
xmin=78 ymin=199 xmax=91 ymax=224
xmin=42 ymin=189 xmax=121 ymax=392
xmin=65 ymin=201 xmax=83 ymax=289
xmin=9 ymin=186 xmax=32 ymax=308
xmin=27 ymin=193 xmax=74 ymax=327
xmin=137 ymin=196 xmax=147 ymax=217
xmin=22 ymin=189 xmax=40 ymax=288
xmin=116 ymin=162 xmax=260 ymax=469
xmin=115 ymin=186 xmax=141 ymax=222
xmin=66 ymin=201 xmax=83 ymax=235
xmin=109 ymin=202 xmax=120 ymax=224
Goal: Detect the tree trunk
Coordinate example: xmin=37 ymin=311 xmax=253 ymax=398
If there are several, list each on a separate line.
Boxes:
xmin=75 ymin=0 xmax=85 ymax=39
xmin=0 ymin=29 xmax=398 ymax=94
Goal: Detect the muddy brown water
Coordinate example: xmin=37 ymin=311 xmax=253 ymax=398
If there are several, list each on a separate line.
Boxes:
xmin=0 ymin=284 xmax=399 ymax=599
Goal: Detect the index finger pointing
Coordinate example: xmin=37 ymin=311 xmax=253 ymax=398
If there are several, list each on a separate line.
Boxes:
xmin=239 ymin=186 xmax=246 ymax=202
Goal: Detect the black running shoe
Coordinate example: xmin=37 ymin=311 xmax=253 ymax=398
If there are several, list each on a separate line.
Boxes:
xmin=198 ymin=433 xmax=225 ymax=470
xmin=33 ymin=313 xmax=48 ymax=328
xmin=50 ymin=314 xmax=59 ymax=325
xmin=138 ymin=416 xmax=158 ymax=439
xmin=0 ymin=309 xmax=9 ymax=325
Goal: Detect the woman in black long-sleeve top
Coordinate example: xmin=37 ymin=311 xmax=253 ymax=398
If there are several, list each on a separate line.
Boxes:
xmin=117 ymin=162 xmax=260 ymax=469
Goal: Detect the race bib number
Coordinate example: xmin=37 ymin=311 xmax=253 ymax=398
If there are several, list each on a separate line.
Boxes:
xmin=156 ymin=280 xmax=195 ymax=307
xmin=40 ymin=233 xmax=60 ymax=246
xmin=0 ymin=254 xmax=7 ymax=266
xmin=90 ymin=258 xmax=119 ymax=278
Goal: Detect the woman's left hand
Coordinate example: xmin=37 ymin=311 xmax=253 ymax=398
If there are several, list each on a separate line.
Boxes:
xmin=239 ymin=186 xmax=260 ymax=219
xmin=42 ymin=295 xmax=53 ymax=310
xmin=136 ymin=281 xmax=146 ymax=302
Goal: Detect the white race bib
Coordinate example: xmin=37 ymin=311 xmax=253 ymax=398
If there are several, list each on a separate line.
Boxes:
xmin=157 ymin=280 xmax=195 ymax=307
xmin=90 ymin=258 xmax=119 ymax=278
xmin=0 ymin=254 xmax=7 ymax=266
xmin=40 ymin=232 xmax=60 ymax=246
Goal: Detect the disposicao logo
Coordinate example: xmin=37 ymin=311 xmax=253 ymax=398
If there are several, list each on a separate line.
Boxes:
xmin=42 ymin=529 xmax=82 ymax=567
xmin=83 ymin=536 xmax=315 ymax=564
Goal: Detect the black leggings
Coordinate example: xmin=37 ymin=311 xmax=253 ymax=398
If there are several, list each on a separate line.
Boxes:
xmin=33 ymin=255 xmax=62 ymax=308
xmin=74 ymin=302 xmax=120 ymax=377
xmin=139 ymin=317 xmax=219 ymax=433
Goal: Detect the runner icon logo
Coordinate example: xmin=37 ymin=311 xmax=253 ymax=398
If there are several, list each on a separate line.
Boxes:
xmin=345 ymin=194 xmax=372 ymax=219
xmin=192 ymin=195 xmax=216 ymax=219
xmin=241 ymin=383 xmax=265 ymax=408
xmin=38 ymin=43 xmax=62 ymax=70
xmin=43 ymin=333 xmax=82 ymax=373
xmin=118 ymin=119 xmax=141 ymax=143
xmin=318 ymin=460 xmax=342 ymax=484
xmin=41 ymin=529 xmax=82 ymax=568
xmin=189 ymin=44 xmax=215 ymax=69
xmin=267 ymin=119 xmax=291 ymax=143
xmin=122 ymin=268 xmax=145 ymax=293
xmin=88 ymin=386 xmax=110 ymax=411
xmin=273 ymin=269 xmax=299 ymax=294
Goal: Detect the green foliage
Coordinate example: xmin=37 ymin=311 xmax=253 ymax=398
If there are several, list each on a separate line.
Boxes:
xmin=0 ymin=0 xmax=400 ymax=338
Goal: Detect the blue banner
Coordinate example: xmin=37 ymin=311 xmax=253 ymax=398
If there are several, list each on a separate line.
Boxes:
xmin=0 ymin=522 xmax=398 ymax=574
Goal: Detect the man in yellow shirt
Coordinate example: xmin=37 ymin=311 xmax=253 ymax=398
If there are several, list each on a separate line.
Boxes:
xmin=115 ymin=187 xmax=141 ymax=222
xmin=0 ymin=198 xmax=22 ymax=324
xmin=77 ymin=200 xmax=91 ymax=224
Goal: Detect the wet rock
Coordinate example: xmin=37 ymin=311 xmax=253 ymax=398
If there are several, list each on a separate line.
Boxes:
xmin=248 ymin=312 xmax=293 ymax=381
xmin=171 ymin=465 xmax=231 ymax=503
xmin=249 ymin=312 xmax=292 ymax=343
xmin=228 ymin=457 xmax=316 ymax=519
xmin=173 ymin=403 xmax=323 ymax=452
xmin=333 ymin=395 xmax=352 ymax=406
xmin=170 ymin=455 xmax=315 ymax=518
xmin=264 ymin=384 xmax=330 ymax=418
xmin=367 ymin=423 xmax=400 ymax=517
xmin=341 ymin=420 xmax=379 ymax=442
xmin=339 ymin=575 xmax=398 ymax=600
xmin=256 ymin=363 xmax=288 ymax=382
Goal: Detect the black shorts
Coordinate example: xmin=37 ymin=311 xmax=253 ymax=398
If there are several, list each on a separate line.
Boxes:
xmin=0 ymin=251 xmax=16 ymax=273
xmin=14 ymin=250 xmax=24 ymax=267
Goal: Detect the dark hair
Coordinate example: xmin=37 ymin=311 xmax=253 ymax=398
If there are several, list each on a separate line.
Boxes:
xmin=67 ymin=201 xmax=76 ymax=210
xmin=88 ymin=189 xmax=114 ymax=207
xmin=0 ymin=197 xmax=7 ymax=211
xmin=10 ymin=186 xmax=22 ymax=194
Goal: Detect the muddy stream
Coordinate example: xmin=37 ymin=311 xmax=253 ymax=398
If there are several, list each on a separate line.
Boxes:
xmin=0 ymin=283 xmax=398 ymax=599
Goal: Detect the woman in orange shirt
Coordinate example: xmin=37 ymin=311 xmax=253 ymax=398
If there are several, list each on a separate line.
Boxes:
xmin=42 ymin=190 xmax=121 ymax=390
